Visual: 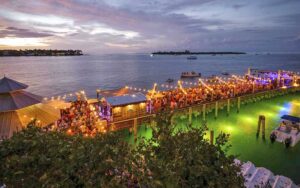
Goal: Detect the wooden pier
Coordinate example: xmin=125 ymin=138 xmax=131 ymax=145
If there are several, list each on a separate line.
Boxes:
xmin=110 ymin=86 xmax=300 ymax=132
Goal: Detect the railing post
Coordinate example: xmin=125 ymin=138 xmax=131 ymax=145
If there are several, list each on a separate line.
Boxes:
xmin=151 ymin=114 xmax=156 ymax=127
xmin=133 ymin=118 xmax=138 ymax=142
xmin=233 ymin=86 xmax=236 ymax=97
xmin=277 ymin=70 xmax=281 ymax=87
xmin=110 ymin=123 xmax=114 ymax=132
xmin=293 ymin=75 xmax=296 ymax=86
xmin=247 ymin=67 xmax=251 ymax=75
xmin=202 ymin=104 xmax=206 ymax=121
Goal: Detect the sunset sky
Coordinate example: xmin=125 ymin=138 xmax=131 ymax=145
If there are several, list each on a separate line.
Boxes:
xmin=0 ymin=0 xmax=299 ymax=54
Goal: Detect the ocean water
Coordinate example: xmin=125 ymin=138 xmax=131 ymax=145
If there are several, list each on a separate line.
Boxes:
xmin=0 ymin=53 xmax=300 ymax=98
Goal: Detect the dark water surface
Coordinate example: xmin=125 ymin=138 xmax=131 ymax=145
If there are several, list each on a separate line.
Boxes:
xmin=1 ymin=53 xmax=300 ymax=97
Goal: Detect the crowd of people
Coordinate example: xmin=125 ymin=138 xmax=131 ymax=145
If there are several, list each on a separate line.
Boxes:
xmin=150 ymin=76 xmax=285 ymax=112
xmin=54 ymin=99 xmax=106 ymax=136
xmin=49 ymin=73 xmax=296 ymax=135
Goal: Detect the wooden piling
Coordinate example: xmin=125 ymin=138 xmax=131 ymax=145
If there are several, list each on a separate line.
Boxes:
xmin=261 ymin=116 xmax=266 ymax=139
xmin=257 ymin=115 xmax=266 ymax=139
xmin=237 ymin=97 xmax=241 ymax=113
xmin=188 ymin=107 xmax=192 ymax=124
xmin=210 ymin=130 xmax=214 ymax=145
xmin=227 ymin=99 xmax=230 ymax=116
xmin=257 ymin=117 xmax=261 ymax=137
xmin=215 ymin=101 xmax=218 ymax=119
xmin=202 ymin=104 xmax=206 ymax=121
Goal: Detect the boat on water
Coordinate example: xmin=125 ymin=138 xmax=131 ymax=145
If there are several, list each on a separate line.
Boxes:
xmin=235 ymin=159 xmax=298 ymax=188
xmin=166 ymin=78 xmax=174 ymax=83
xmin=181 ymin=72 xmax=201 ymax=78
xmin=187 ymin=56 xmax=197 ymax=60
xmin=270 ymin=115 xmax=300 ymax=147
xmin=221 ymin=72 xmax=230 ymax=76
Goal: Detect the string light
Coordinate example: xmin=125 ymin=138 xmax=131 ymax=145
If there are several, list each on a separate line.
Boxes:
xmin=198 ymin=78 xmax=213 ymax=91
xmin=232 ymin=75 xmax=247 ymax=82
xmin=43 ymin=90 xmax=87 ymax=102
xmin=216 ymin=77 xmax=228 ymax=85
xmin=177 ymin=80 xmax=187 ymax=95
xmin=126 ymin=76 xmax=241 ymax=94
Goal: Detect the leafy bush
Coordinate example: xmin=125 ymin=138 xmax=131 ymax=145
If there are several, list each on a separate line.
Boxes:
xmin=0 ymin=115 xmax=244 ymax=187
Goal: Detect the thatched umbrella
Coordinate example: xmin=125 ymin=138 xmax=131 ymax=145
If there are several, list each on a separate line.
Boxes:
xmin=0 ymin=76 xmax=60 ymax=139
xmin=0 ymin=76 xmax=28 ymax=93
xmin=0 ymin=90 xmax=42 ymax=112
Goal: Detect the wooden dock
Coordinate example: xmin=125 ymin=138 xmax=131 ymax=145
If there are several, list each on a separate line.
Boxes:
xmin=110 ymin=86 xmax=300 ymax=135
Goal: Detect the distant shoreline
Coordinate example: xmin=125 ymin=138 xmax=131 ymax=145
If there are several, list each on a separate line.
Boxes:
xmin=0 ymin=49 xmax=83 ymax=57
xmin=152 ymin=50 xmax=246 ymax=55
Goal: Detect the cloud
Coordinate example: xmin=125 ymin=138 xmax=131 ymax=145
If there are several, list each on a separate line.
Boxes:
xmin=88 ymin=24 xmax=140 ymax=39
xmin=272 ymin=13 xmax=300 ymax=27
xmin=105 ymin=42 xmax=138 ymax=48
xmin=0 ymin=37 xmax=49 ymax=47
xmin=0 ymin=26 xmax=53 ymax=38
xmin=0 ymin=9 xmax=74 ymax=26
xmin=0 ymin=0 xmax=299 ymax=52
xmin=232 ymin=4 xmax=246 ymax=10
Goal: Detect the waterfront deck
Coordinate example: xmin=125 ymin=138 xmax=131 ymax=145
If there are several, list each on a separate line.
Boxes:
xmin=49 ymin=69 xmax=300 ymax=138
xmin=111 ymin=86 xmax=300 ymax=134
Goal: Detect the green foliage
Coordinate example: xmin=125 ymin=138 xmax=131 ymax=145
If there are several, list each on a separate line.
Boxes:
xmin=0 ymin=114 xmax=245 ymax=187
xmin=0 ymin=126 xmax=136 ymax=187
xmin=136 ymin=112 xmax=245 ymax=187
